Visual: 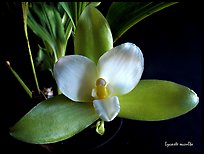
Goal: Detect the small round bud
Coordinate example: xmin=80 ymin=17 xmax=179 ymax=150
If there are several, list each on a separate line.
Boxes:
xmin=6 ymin=61 xmax=10 ymax=66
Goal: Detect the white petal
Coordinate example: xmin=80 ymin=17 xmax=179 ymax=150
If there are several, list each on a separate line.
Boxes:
xmin=97 ymin=42 xmax=144 ymax=95
xmin=53 ymin=55 xmax=97 ymax=102
xmin=93 ymin=96 xmax=120 ymax=122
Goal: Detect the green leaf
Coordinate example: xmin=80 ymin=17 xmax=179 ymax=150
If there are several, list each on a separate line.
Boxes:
xmin=27 ymin=3 xmax=55 ymax=50
xmin=59 ymin=2 xmax=76 ymax=30
xmin=88 ymin=2 xmax=101 ymax=7
xmin=28 ymin=3 xmax=69 ymax=63
xmin=48 ymin=6 xmax=67 ymax=58
xmin=64 ymin=20 xmax=73 ymax=46
xmin=118 ymin=80 xmax=199 ymax=121
xmin=106 ymin=2 xmax=178 ymax=42
xmin=10 ymin=95 xmax=98 ymax=144
xmin=28 ymin=12 xmax=53 ymax=48
xmin=35 ymin=45 xmax=53 ymax=72
xmin=74 ymin=6 xmax=113 ymax=63
xmin=59 ymin=2 xmax=98 ymax=32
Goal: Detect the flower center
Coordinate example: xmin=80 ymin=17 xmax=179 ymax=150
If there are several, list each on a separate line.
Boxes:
xmin=95 ymin=78 xmax=108 ymax=99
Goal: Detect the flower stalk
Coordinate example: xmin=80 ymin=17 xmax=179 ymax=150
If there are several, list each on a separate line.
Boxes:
xmin=22 ymin=2 xmax=40 ymax=94
xmin=6 ymin=61 xmax=32 ymax=98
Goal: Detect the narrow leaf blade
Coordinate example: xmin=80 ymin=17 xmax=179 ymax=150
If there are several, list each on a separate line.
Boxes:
xmin=10 ymin=95 xmax=98 ymax=144
xmin=118 ymin=80 xmax=199 ymax=121
xmin=60 ymin=2 xmax=76 ymax=29
xmin=106 ymin=2 xmax=178 ymax=42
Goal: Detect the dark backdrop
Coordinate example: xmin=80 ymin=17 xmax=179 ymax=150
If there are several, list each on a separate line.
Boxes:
xmin=0 ymin=2 xmax=203 ymax=153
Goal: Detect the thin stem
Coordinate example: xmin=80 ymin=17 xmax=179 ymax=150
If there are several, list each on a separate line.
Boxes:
xmin=22 ymin=2 xmax=40 ymax=94
xmin=57 ymin=88 xmax=62 ymax=95
xmin=6 ymin=61 xmax=32 ymax=98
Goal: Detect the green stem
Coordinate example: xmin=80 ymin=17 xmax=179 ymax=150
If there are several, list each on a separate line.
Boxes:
xmin=57 ymin=88 xmax=62 ymax=95
xmin=6 ymin=61 xmax=32 ymax=98
xmin=22 ymin=2 xmax=40 ymax=94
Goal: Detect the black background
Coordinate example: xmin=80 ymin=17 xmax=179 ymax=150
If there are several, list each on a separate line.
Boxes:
xmin=0 ymin=2 xmax=203 ymax=153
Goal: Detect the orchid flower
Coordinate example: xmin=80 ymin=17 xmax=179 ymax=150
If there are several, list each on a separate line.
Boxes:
xmin=53 ymin=42 xmax=144 ymax=122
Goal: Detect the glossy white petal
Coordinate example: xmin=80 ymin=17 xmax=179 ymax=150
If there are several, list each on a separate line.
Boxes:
xmin=53 ymin=55 xmax=97 ymax=102
xmin=97 ymin=42 xmax=144 ymax=95
xmin=93 ymin=96 xmax=120 ymax=122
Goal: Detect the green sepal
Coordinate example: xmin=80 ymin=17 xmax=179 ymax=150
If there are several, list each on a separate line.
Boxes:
xmin=119 ymin=80 xmax=199 ymax=121
xmin=74 ymin=6 xmax=113 ymax=63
